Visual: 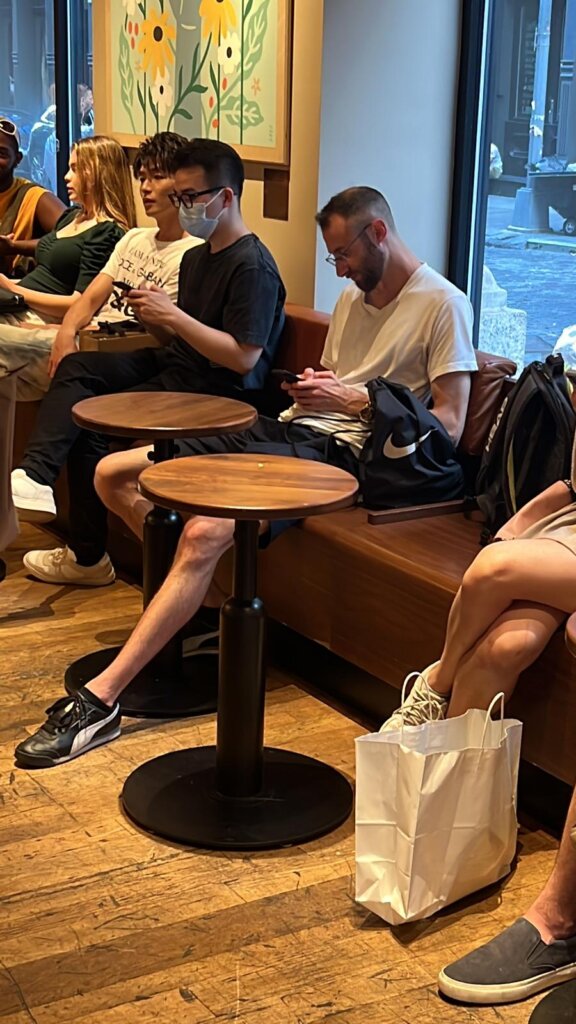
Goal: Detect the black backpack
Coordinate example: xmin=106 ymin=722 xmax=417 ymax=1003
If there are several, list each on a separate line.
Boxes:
xmin=358 ymin=377 xmax=465 ymax=508
xmin=475 ymin=354 xmax=576 ymax=541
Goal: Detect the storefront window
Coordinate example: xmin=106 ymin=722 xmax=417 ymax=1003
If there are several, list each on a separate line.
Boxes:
xmin=0 ymin=0 xmax=93 ymax=196
xmin=459 ymin=0 xmax=576 ymax=373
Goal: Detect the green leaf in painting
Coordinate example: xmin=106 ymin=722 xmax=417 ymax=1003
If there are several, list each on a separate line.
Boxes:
xmin=191 ymin=42 xmax=200 ymax=77
xmin=191 ymin=84 xmax=208 ymax=94
xmin=244 ymin=0 xmax=254 ymax=16
xmin=209 ymin=61 xmax=219 ymax=97
xmin=242 ymin=0 xmax=270 ymax=81
xmin=175 ymin=107 xmax=194 ymax=120
xmin=118 ymin=28 xmax=137 ymax=133
xmin=223 ymin=96 xmax=264 ymax=130
xmin=136 ymin=80 xmax=146 ymax=115
xmin=148 ymin=85 xmax=159 ymax=129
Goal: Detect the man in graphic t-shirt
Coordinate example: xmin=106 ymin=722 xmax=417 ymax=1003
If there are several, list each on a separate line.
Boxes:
xmin=15 ymin=185 xmax=476 ymax=770
xmin=11 ymin=137 xmax=286 ymax=587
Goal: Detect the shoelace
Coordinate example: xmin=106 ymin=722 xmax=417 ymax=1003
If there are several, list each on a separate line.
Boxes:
xmin=51 ymin=548 xmax=70 ymax=565
xmin=401 ymin=687 xmax=445 ymax=726
xmin=43 ymin=693 xmax=87 ymax=735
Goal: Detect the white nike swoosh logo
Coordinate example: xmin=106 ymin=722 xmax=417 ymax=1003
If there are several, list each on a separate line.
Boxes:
xmin=382 ymin=429 xmax=432 ymax=460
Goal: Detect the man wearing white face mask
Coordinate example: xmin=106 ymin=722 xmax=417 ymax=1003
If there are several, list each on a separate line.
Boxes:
xmin=12 ymin=139 xmax=286 ymax=584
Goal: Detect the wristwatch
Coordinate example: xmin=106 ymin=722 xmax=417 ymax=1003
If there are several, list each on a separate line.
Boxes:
xmin=358 ymin=402 xmax=373 ymax=425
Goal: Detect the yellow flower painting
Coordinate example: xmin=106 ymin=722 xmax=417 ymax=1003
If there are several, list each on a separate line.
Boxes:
xmin=138 ymin=9 xmax=176 ymax=78
xmin=199 ymin=0 xmax=237 ymax=40
xmin=112 ymin=0 xmax=290 ymax=163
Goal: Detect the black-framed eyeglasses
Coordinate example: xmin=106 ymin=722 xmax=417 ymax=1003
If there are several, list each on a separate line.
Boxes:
xmin=325 ymin=223 xmax=371 ymax=267
xmin=168 ymin=186 xmax=226 ymax=210
xmin=0 ymin=118 xmax=18 ymax=138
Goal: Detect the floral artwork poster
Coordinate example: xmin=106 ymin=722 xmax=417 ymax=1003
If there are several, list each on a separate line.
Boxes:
xmin=105 ymin=0 xmax=290 ymax=162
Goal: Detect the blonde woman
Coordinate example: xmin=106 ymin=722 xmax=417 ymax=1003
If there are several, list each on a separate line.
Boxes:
xmin=0 ymin=135 xmax=136 ymax=398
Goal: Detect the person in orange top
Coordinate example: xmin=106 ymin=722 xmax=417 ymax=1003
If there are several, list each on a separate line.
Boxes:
xmin=0 ymin=117 xmax=65 ymax=277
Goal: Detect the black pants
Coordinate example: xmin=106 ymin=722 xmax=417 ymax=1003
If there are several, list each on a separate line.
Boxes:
xmin=20 ymin=347 xmax=240 ymax=565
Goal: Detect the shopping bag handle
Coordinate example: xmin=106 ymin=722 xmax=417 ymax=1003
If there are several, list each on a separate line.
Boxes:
xmin=481 ymin=691 xmax=505 ymax=747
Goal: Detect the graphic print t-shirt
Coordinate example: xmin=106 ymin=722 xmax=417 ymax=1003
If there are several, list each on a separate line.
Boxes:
xmin=97 ymin=227 xmax=201 ymax=322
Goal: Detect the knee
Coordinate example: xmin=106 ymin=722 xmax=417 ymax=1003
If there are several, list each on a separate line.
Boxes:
xmin=462 ymin=545 xmax=514 ymax=594
xmin=177 ymin=517 xmax=233 ymax=568
xmin=94 ymin=451 xmax=134 ymax=505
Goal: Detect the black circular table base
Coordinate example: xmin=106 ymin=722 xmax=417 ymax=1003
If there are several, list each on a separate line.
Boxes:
xmin=529 ymin=979 xmax=576 ymax=1022
xmin=121 ymin=746 xmax=354 ymax=850
xmin=65 ymin=647 xmax=218 ymax=719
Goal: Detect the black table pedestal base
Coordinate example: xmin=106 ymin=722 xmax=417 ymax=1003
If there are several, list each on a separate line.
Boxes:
xmin=528 ymin=980 xmax=576 ymax=1022
xmin=121 ymin=746 xmax=353 ymax=849
xmin=65 ymin=647 xmax=218 ymax=718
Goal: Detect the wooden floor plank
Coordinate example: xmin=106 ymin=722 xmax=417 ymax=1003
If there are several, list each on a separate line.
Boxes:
xmin=0 ymin=525 xmax=562 ymax=1024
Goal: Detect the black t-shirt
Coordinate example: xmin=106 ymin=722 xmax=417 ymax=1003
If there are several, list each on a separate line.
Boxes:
xmin=168 ymin=233 xmax=286 ymax=392
xmin=20 ymin=208 xmax=125 ymax=296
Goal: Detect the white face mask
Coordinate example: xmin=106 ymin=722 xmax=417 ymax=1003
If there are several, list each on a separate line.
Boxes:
xmin=178 ymin=189 xmax=225 ymax=240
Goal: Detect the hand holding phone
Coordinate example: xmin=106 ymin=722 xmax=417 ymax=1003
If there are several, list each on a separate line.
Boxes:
xmin=271 ymin=369 xmax=302 ymax=384
xmin=112 ymin=280 xmax=133 ymax=293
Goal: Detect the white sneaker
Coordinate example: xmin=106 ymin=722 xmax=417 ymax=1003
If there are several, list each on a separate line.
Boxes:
xmin=12 ymin=469 xmax=56 ymax=520
xmin=379 ymin=662 xmax=448 ymax=731
xmin=23 ymin=546 xmax=115 ymax=586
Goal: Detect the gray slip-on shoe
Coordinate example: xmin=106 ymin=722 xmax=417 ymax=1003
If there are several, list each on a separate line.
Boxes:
xmin=439 ymin=918 xmax=576 ymax=1005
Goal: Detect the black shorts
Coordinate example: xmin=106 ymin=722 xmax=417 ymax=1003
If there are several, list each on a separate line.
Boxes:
xmin=175 ymin=416 xmax=360 ymax=544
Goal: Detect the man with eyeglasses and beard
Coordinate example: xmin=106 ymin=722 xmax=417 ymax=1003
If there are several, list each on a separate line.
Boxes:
xmin=0 ymin=117 xmax=65 ymax=278
xmin=14 ymin=184 xmax=478 ymax=770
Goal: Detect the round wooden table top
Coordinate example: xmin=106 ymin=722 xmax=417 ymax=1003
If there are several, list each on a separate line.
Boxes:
xmin=138 ymin=453 xmax=359 ymax=520
xmin=565 ymin=611 xmax=576 ymax=659
xmin=71 ymin=392 xmax=257 ymax=439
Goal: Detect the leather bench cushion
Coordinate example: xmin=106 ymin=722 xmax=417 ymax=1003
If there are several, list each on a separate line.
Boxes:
xmin=460 ymin=350 xmax=516 ymax=456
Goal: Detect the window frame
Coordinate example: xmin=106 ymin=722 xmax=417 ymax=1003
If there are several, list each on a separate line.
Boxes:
xmin=448 ymin=0 xmax=496 ymax=347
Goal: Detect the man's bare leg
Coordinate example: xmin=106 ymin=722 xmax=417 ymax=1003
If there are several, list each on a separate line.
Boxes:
xmin=94 ymin=445 xmax=153 ymax=541
xmin=85 ymin=515 xmax=235 ymax=706
xmin=525 ymin=786 xmax=576 ymax=942
xmin=95 ymin=448 xmax=227 ymax=610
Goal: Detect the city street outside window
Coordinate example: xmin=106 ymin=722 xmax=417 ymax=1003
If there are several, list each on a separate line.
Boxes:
xmin=476 ymin=0 xmax=576 ymax=373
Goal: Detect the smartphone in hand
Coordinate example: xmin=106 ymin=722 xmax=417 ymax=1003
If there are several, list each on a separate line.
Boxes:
xmin=270 ymin=369 xmax=302 ymax=384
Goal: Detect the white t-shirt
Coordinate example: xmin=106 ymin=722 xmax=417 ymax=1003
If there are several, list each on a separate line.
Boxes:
xmin=96 ymin=227 xmax=201 ymax=323
xmin=280 ymin=263 xmax=476 ymax=451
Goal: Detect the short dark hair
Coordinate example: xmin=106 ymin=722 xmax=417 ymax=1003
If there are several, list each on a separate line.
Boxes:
xmin=316 ymin=187 xmax=396 ymax=232
xmin=132 ymin=132 xmax=188 ymax=178
xmin=170 ymin=138 xmax=245 ymax=198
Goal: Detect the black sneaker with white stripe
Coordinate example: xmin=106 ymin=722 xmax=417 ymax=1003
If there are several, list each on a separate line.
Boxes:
xmin=15 ymin=688 xmax=121 ymax=768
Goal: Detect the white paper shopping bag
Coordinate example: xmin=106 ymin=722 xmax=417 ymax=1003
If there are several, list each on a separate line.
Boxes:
xmin=355 ymin=693 xmax=523 ymax=925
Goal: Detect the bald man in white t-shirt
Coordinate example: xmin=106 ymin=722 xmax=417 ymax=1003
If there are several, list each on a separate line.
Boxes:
xmin=15 ymin=186 xmax=478 ymax=768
